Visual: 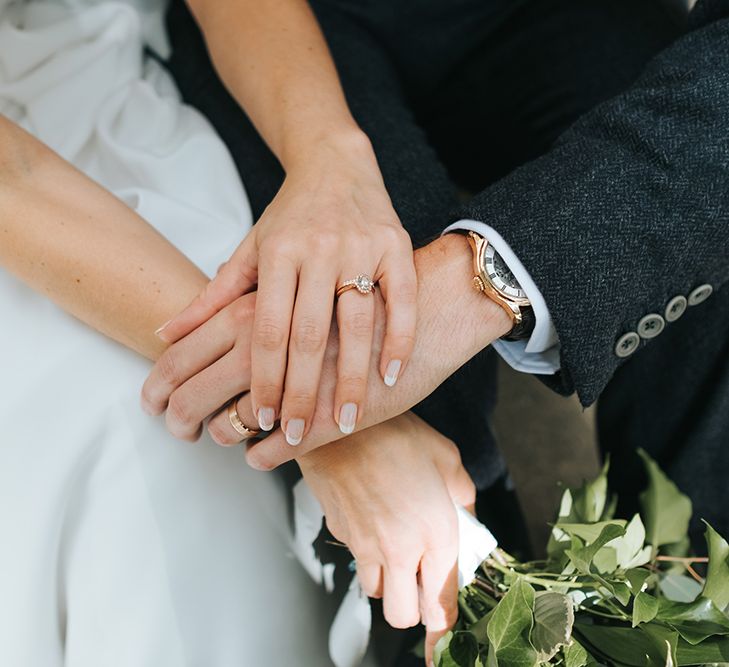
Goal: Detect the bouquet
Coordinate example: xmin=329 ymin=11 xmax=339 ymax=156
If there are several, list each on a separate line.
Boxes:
xmin=434 ymin=450 xmax=729 ymax=667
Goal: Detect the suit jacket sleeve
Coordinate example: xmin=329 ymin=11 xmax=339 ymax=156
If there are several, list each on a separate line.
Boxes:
xmin=456 ymin=0 xmax=729 ymax=406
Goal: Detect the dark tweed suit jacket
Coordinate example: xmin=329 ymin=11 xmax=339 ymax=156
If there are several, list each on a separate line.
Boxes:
xmin=412 ymin=0 xmax=729 ymax=502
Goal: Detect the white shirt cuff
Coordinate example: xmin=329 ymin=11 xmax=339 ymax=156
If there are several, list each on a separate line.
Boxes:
xmin=443 ymin=220 xmax=560 ymax=375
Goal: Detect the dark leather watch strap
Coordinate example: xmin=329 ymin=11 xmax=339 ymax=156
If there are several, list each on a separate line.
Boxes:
xmin=501 ymin=305 xmax=535 ymax=341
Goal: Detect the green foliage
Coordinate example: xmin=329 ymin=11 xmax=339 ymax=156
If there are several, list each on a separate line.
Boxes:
xmin=531 ymin=591 xmax=574 ymax=661
xmin=439 ymin=455 xmax=729 ymax=667
xmin=703 ymin=522 xmax=729 ymax=612
xmin=486 ymin=578 xmax=538 ymax=667
xmin=638 ymin=449 xmax=692 ymax=550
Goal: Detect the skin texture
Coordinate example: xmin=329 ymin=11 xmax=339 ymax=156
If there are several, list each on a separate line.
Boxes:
xmin=0 ymin=116 xmax=207 ymax=361
xmin=143 ymin=233 xmax=512 ymax=464
xmin=299 ymin=411 xmax=477 ymax=665
xmin=160 ymin=0 xmax=417 ymax=443
xmin=1 ymin=117 xmax=500 ymax=663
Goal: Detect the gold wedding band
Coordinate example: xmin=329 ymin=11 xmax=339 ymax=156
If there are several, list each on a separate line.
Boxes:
xmin=336 ymin=274 xmax=376 ymax=298
xmin=227 ymin=396 xmax=261 ymax=439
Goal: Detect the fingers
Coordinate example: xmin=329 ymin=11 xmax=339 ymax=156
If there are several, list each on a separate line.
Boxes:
xmin=157 ymin=233 xmax=258 ymax=344
xmin=334 ymin=283 xmax=375 ymax=436
xmin=421 ymin=544 xmax=460 ymax=666
xmin=207 ymin=391 xmax=260 ymax=447
xmin=164 ymin=349 xmax=251 ymax=441
xmin=383 ymin=556 xmax=421 ymax=629
xmin=279 ymin=264 xmax=336 ymax=445
xmin=355 ymin=561 xmax=383 ymax=599
xmin=141 ymin=299 xmax=251 ymax=415
xmin=377 ymin=238 xmax=417 ymax=388
xmin=249 ymin=252 xmax=298 ymax=433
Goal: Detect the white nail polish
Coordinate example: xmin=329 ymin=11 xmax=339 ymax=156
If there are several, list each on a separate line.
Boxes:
xmin=154 ymin=320 xmax=171 ymax=337
xmin=258 ymin=407 xmax=275 ymax=432
xmin=384 ymin=359 xmax=402 ymax=387
xmin=285 ymin=419 xmax=305 ymax=446
xmin=338 ymin=403 xmax=358 ymax=435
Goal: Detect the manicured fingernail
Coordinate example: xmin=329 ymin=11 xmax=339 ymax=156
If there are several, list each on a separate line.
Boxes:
xmin=154 ymin=320 xmax=171 ymax=337
xmin=384 ymin=359 xmax=402 ymax=387
xmin=258 ymin=407 xmax=275 ymax=431
xmin=338 ymin=403 xmax=358 ymax=435
xmin=285 ymin=419 xmax=305 ymax=446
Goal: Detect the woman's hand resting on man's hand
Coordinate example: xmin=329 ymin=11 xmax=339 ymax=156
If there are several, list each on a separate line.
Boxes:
xmin=154 ymin=132 xmax=416 ymax=445
xmin=299 ymin=411 xmax=476 ymax=666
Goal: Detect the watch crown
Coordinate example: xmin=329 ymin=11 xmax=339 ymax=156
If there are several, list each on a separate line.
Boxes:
xmin=473 ymin=276 xmax=486 ymax=293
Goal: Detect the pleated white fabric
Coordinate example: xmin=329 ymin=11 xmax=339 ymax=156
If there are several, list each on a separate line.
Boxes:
xmin=0 ymin=2 xmax=338 ymax=665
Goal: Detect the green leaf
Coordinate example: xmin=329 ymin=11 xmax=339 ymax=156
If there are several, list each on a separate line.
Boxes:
xmin=565 ymin=523 xmax=626 ymax=574
xmin=575 ymin=622 xmax=677 ymax=667
xmin=675 ymin=635 xmax=729 ymax=663
xmin=556 ymin=520 xmax=627 ymax=544
xmin=627 ymin=568 xmax=652 ymax=594
xmin=563 ymin=639 xmax=590 ymax=667
xmin=440 ymin=632 xmax=479 ymax=667
xmin=572 ymin=459 xmax=611 ymax=523
xmin=633 ymin=592 xmax=660 ymax=627
xmin=659 ymin=574 xmax=702 ymax=603
xmin=656 ymin=596 xmax=729 ymax=645
xmin=641 ymin=624 xmax=678 ymax=667
xmin=434 ymin=631 xmax=454 ymax=667
xmin=575 ymin=623 xmax=666 ymax=667
xmin=530 ymin=591 xmax=574 ymax=661
xmin=638 ymin=449 xmax=692 ymax=549
xmin=614 ymin=514 xmax=653 ymax=570
xmin=486 ymin=578 xmax=538 ymax=667
xmin=703 ymin=522 xmax=729 ymax=612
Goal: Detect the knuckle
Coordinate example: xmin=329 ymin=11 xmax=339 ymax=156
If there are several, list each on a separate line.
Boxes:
xmin=254 ymin=317 xmax=287 ymax=352
xmin=292 ymin=318 xmax=325 ymax=354
xmin=157 ymin=352 xmax=179 ymax=385
xmin=337 ymin=373 xmax=366 ymax=395
xmin=232 ymin=297 xmax=255 ymax=325
xmin=311 ymin=230 xmax=340 ymax=255
xmin=253 ymin=381 xmax=283 ymax=402
xmin=166 ymin=394 xmax=193 ymax=428
xmin=207 ymin=419 xmax=238 ymax=446
xmin=283 ymin=390 xmax=316 ymax=413
xmin=341 ymin=310 xmax=373 ymax=340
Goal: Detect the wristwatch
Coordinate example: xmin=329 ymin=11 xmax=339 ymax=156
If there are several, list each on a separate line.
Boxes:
xmin=459 ymin=230 xmax=535 ymax=341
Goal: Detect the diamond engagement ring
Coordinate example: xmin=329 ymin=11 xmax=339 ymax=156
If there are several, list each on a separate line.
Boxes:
xmin=335 ymin=274 xmax=376 ymax=298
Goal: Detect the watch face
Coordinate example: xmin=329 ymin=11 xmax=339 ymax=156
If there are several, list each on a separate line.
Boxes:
xmin=484 ymin=244 xmax=527 ymax=300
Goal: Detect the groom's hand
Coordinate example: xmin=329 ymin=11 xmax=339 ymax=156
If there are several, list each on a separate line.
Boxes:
xmin=213 ymin=234 xmax=511 ymax=469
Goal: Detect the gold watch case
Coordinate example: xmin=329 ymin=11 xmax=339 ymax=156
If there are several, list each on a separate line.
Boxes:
xmin=465 ymin=230 xmax=531 ymax=328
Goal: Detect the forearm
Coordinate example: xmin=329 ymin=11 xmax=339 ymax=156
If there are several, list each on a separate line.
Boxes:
xmin=188 ymin=0 xmax=366 ymax=170
xmin=0 ymin=117 xmax=207 ymax=361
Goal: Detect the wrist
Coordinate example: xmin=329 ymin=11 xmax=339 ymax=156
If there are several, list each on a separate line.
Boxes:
xmin=415 ymin=234 xmax=512 ymax=371
xmin=280 ymin=123 xmax=375 ymax=174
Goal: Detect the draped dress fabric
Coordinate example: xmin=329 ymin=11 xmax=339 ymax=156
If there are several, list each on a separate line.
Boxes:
xmin=0 ymin=2 xmax=339 ymax=665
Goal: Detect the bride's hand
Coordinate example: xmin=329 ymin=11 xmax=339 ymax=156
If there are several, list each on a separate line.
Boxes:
xmin=298 ymin=411 xmax=476 ymax=666
xmin=156 ymin=132 xmax=416 ymax=445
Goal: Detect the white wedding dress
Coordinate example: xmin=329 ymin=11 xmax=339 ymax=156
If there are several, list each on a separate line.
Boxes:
xmin=0 ymin=1 xmax=341 ymax=665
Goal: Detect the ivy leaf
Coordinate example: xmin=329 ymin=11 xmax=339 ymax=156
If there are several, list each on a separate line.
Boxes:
xmin=658 ymin=573 xmax=702 ymax=603
xmin=675 ymin=635 xmax=729 ymax=663
xmin=571 ymin=459 xmax=612 ymax=523
xmin=575 ymin=622 xmax=677 ymax=667
xmin=656 ymin=596 xmax=729 ymax=645
xmin=434 ymin=631 xmax=454 ymax=667
xmin=638 ymin=449 xmax=692 ymax=549
xmin=556 ymin=520 xmax=626 ymax=544
xmin=626 ymin=568 xmax=652 ymax=594
xmin=565 ymin=523 xmax=626 ymax=574
xmin=563 ymin=639 xmax=590 ymax=667
xmin=438 ymin=631 xmax=480 ymax=667
xmin=613 ymin=514 xmax=653 ymax=570
xmin=486 ymin=578 xmax=538 ymax=667
xmin=530 ymin=591 xmax=574 ymax=661
xmin=633 ymin=592 xmax=660 ymax=627
xmin=702 ymin=521 xmax=729 ymax=612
